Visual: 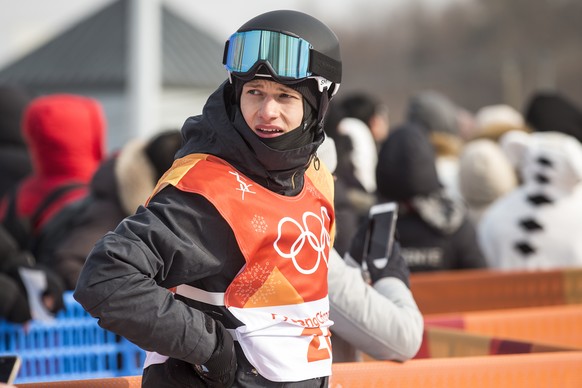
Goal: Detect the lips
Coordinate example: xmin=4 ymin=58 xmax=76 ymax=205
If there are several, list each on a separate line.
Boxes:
xmin=255 ymin=126 xmax=284 ymax=138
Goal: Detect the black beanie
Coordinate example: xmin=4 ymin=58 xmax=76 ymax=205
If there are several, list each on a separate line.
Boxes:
xmin=144 ymin=130 xmax=183 ymax=180
xmin=376 ymin=123 xmax=441 ymax=201
xmin=524 ymin=92 xmax=582 ymax=143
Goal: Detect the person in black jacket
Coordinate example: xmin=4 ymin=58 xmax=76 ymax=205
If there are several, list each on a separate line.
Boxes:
xmin=75 ymin=10 xmax=343 ymax=387
xmin=350 ymin=123 xmax=486 ymax=272
xmin=50 ymin=130 xmax=182 ymax=290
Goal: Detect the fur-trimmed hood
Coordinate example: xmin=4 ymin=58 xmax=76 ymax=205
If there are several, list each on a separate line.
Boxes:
xmin=114 ymin=139 xmax=157 ymax=215
xmin=91 ymin=130 xmax=182 ymax=216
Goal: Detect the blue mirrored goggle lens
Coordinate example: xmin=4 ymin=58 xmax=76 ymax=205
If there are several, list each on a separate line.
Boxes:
xmin=225 ymin=30 xmax=312 ymax=79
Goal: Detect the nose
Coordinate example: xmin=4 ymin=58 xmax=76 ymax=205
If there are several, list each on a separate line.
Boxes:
xmin=258 ymin=96 xmax=279 ymax=120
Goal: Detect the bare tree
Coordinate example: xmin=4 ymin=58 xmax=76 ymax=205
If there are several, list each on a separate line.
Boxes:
xmin=331 ymin=0 xmax=582 ymax=122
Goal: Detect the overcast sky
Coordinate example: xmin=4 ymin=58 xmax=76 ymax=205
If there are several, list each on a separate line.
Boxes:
xmin=0 ymin=0 xmax=455 ymax=68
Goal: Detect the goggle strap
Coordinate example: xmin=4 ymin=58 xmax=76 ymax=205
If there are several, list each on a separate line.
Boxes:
xmin=309 ymin=50 xmax=342 ymax=84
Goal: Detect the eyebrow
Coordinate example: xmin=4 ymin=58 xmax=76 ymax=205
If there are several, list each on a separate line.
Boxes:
xmin=245 ymin=80 xmax=298 ymax=95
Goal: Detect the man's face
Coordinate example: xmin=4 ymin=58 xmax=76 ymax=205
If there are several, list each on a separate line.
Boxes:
xmin=240 ymin=78 xmax=304 ymax=138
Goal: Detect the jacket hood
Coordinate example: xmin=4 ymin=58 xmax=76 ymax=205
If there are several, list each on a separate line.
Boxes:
xmin=115 ymin=138 xmax=157 ymax=215
xmin=176 ymin=82 xmax=324 ymax=195
xmin=23 ymin=94 xmax=106 ymax=181
xmin=409 ymin=190 xmax=465 ymax=235
xmin=500 ymin=130 xmax=582 ymax=197
xmin=376 ymin=123 xmax=440 ymax=201
xmin=14 ymin=94 xmax=107 ymax=219
xmin=92 ymin=131 xmax=183 ymax=216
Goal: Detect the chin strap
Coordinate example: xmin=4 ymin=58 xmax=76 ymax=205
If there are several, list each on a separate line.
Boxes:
xmin=317 ymin=87 xmax=330 ymax=131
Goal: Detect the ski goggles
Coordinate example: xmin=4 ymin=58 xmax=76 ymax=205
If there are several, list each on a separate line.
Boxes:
xmin=222 ymin=30 xmax=341 ymax=83
xmin=223 ymin=30 xmax=314 ymax=81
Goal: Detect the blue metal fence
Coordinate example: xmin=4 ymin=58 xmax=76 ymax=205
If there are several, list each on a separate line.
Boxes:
xmin=0 ymin=292 xmax=145 ymax=383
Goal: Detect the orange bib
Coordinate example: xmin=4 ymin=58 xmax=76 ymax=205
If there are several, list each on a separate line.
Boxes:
xmin=150 ymin=154 xmax=336 ymax=381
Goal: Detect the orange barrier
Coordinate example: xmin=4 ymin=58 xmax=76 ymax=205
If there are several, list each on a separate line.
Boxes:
xmin=330 ymin=352 xmax=582 ymax=387
xmin=17 ymin=352 xmax=582 ymax=388
xmin=16 ymin=376 xmax=141 ymax=388
xmin=425 ymin=304 xmax=582 ymax=349
xmin=410 ymin=267 xmax=582 ymax=315
xmin=415 ymin=326 xmax=578 ymax=359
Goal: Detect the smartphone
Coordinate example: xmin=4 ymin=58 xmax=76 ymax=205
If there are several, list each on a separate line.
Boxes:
xmin=0 ymin=355 xmax=21 ymax=384
xmin=362 ymin=202 xmax=398 ymax=271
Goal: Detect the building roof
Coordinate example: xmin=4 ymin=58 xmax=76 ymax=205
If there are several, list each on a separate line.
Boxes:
xmin=0 ymin=0 xmax=226 ymax=89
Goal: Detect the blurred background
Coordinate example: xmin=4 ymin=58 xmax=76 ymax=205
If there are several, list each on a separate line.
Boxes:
xmin=1 ymin=0 xmax=581 ymax=149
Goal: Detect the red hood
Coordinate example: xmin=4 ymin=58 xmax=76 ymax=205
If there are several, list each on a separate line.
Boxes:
xmin=17 ymin=94 xmax=107 ymax=220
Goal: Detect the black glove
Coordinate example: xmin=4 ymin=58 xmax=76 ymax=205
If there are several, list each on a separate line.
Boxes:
xmin=348 ymin=223 xmax=410 ymax=287
xmin=142 ymin=319 xmax=237 ymax=388
xmin=365 ymin=240 xmax=410 ymax=287
xmin=193 ymin=319 xmax=237 ymax=387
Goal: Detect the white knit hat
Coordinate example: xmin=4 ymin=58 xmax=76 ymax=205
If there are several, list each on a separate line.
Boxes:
xmin=474 ymin=104 xmax=525 ymax=140
xmin=459 ymin=138 xmax=518 ymax=208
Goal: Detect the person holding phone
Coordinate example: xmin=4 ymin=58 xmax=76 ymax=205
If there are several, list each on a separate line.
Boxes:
xmin=359 ymin=122 xmax=486 ymax=273
xmin=316 ymin=136 xmax=423 ymax=363
xmin=334 ymin=194 xmax=422 ymax=363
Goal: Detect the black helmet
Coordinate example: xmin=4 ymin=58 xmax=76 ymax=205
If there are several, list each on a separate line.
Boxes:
xmin=223 ymin=10 xmax=342 ymax=98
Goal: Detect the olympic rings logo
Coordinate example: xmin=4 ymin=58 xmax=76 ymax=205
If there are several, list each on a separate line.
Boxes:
xmin=273 ymin=207 xmax=331 ymax=274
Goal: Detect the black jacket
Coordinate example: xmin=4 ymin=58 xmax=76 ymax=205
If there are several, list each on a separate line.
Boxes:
xmin=52 ymin=154 xmax=138 ymax=290
xmin=74 ymin=82 xmax=328 ymax=387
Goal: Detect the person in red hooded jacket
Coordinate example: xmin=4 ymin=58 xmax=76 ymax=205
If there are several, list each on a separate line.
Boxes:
xmin=0 ymin=93 xmax=107 ymax=323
